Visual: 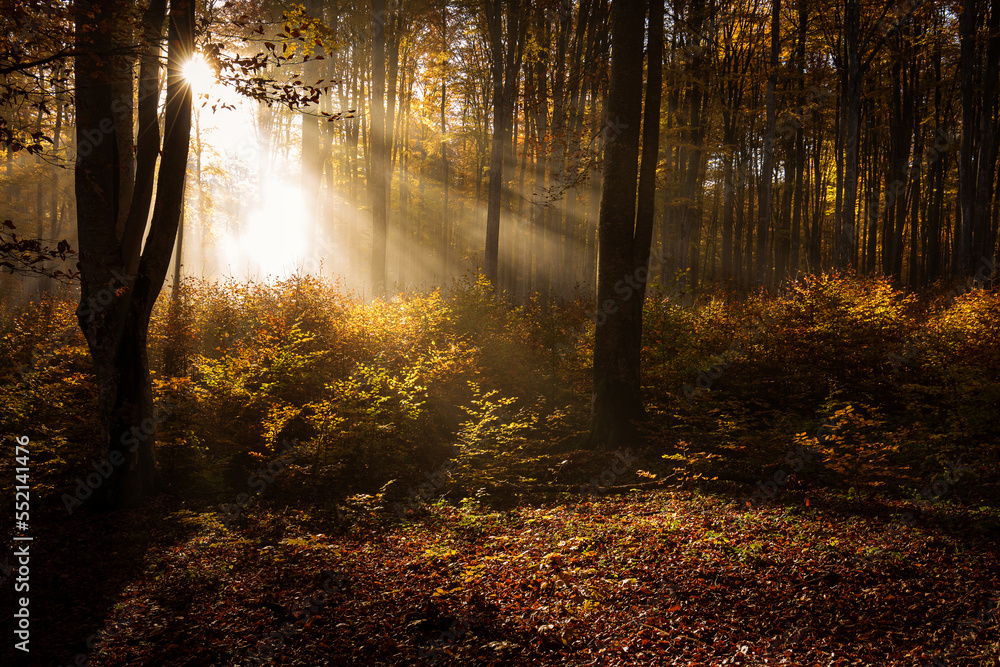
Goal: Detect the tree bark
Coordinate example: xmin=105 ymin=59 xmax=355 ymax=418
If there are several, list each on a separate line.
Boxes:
xmin=484 ymin=0 xmax=526 ymax=288
xmin=370 ymin=0 xmax=388 ymax=294
xmin=301 ymin=0 xmax=324 ymax=274
xmin=440 ymin=7 xmax=450 ymax=283
xmin=839 ymin=0 xmax=861 ymax=269
xmin=957 ymin=0 xmax=978 ymax=275
xmin=588 ymin=0 xmax=647 ymax=449
xmin=75 ymin=0 xmax=193 ymax=509
xmin=757 ymin=0 xmax=780 ymax=285
xmin=790 ymin=0 xmax=808 ymax=278
xmin=973 ymin=0 xmax=1000 ymax=265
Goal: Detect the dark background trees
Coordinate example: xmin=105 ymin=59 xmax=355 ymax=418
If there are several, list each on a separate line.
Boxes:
xmin=5 ymin=0 xmax=999 ymax=301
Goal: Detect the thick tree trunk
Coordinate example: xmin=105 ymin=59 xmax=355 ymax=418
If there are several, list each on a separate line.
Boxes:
xmin=75 ymin=0 xmax=193 ymax=509
xmin=588 ymin=0 xmax=646 ymax=449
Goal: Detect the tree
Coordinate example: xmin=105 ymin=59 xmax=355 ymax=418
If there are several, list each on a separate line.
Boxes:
xmin=958 ymin=0 xmax=1000 ymax=275
xmin=716 ymin=4 xmax=762 ymax=283
xmin=588 ymin=0 xmax=661 ymax=449
xmin=74 ymin=0 xmax=193 ymax=507
xmin=301 ymin=0 xmax=326 ymax=275
xmin=440 ymin=5 xmax=450 ymax=281
xmin=371 ymin=0 xmax=389 ymax=295
xmin=757 ymin=0 xmax=779 ymax=285
xmin=483 ymin=0 xmax=526 ymax=288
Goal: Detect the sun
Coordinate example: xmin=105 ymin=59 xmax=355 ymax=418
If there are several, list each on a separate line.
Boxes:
xmin=181 ymin=54 xmax=216 ymax=92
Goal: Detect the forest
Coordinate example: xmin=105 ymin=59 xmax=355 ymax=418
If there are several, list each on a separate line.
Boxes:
xmin=1 ymin=0 xmax=999 ymax=665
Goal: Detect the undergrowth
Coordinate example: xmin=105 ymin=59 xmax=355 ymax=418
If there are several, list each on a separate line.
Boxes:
xmin=1 ymin=272 xmax=998 ymax=510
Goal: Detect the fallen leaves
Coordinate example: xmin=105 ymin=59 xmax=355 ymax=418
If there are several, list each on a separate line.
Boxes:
xmin=21 ymin=490 xmax=1000 ymax=666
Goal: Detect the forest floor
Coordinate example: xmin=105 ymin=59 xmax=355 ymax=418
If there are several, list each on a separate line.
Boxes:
xmin=18 ymin=473 xmax=1000 ymax=667
xmin=5 ymin=275 xmax=1000 ymax=665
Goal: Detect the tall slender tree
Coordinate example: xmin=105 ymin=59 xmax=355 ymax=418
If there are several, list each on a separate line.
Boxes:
xmin=757 ymin=0 xmax=779 ymax=284
xmin=483 ymin=0 xmax=526 ymax=288
xmin=370 ymin=0 xmax=388 ymax=294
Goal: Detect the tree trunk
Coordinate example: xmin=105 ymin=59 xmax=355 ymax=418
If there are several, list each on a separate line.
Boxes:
xmin=721 ymin=129 xmax=735 ymax=279
xmin=532 ymin=13 xmax=552 ymax=303
xmin=440 ymin=8 xmax=450 ymax=283
xmin=628 ymin=0 xmax=663 ymax=347
xmin=74 ymin=0 xmax=193 ymax=509
xmin=810 ymin=127 xmax=824 ymax=271
xmin=909 ymin=75 xmax=924 ymax=288
xmin=483 ymin=0 xmax=526 ymax=287
xmin=370 ymin=0 xmax=388 ymax=295
xmin=775 ymin=153 xmax=792 ymax=279
xmin=973 ymin=0 xmax=1000 ymax=264
xmin=757 ymin=0 xmax=780 ymax=285
xmin=588 ymin=0 xmax=647 ymax=449
xmin=790 ymin=0 xmax=808 ymax=278
xmin=840 ymin=0 xmax=861 ymax=269
xmin=302 ymin=0 xmax=324 ymax=274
